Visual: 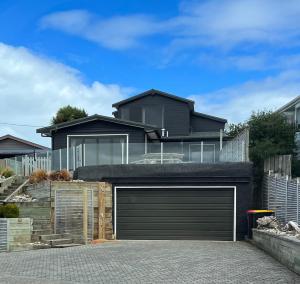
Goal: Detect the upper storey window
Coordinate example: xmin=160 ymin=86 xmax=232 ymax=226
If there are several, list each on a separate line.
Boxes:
xmin=142 ymin=105 xmax=163 ymax=128
xmin=120 ymin=105 xmax=164 ymax=128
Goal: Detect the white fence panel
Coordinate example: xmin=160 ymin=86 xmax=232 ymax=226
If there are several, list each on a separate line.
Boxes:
xmin=287 ymin=179 xmax=298 ymax=222
xmin=4 ymin=152 xmax=51 ymax=176
xmin=263 ymin=173 xmax=300 ymax=224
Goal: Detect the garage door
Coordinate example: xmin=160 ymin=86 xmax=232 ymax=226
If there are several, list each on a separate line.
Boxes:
xmin=115 ymin=186 xmax=235 ymax=241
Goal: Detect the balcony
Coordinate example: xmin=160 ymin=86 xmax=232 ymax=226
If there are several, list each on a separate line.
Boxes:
xmin=3 ymin=130 xmax=250 ymax=174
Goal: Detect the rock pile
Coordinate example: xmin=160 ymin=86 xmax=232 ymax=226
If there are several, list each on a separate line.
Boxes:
xmin=10 ymin=194 xmax=36 ymax=202
xmin=257 ymin=216 xmax=300 ymax=239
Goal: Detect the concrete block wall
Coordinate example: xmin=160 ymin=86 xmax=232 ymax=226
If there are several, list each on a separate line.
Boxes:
xmin=7 ymin=218 xmax=32 ymax=252
xmin=252 ymin=229 xmax=300 ymax=275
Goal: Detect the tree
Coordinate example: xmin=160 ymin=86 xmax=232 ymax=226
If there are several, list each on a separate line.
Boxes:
xmin=228 ymin=111 xmax=296 ymax=207
xmin=52 ymin=105 xmax=88 ymax=125
xmin=226 ymin=122 xmax=247 ymax=137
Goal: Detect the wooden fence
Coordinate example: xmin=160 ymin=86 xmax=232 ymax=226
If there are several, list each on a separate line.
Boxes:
xmin=220 ymin=128 xmax=249 ymax=162
xmin=264 ymin=155 xmax=292 ymax=177
xmin=51 ymin=181 xmax=113 ymax=243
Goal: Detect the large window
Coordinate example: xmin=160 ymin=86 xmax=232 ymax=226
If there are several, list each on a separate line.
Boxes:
xmin=189 ymin=143 xmax=216 ymax=163
xmin=68 ymin=135 xmax=127 ymax=170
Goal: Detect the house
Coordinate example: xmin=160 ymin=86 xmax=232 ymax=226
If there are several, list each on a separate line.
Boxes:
xmin=0 ymin=134 xmax=49 ymax=159
xmin=37 ymin=89 xmax=252 ymax=241
xmin=277 ymin=96 xmax=300 ymax=159
xmin=37 ymin=89 xmax=229 ymax=170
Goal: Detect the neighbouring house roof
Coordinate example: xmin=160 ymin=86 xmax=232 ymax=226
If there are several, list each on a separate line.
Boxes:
xmin=277 ymin=96 xmax=300 ymax=113
xmin=36 ymin=114 xmax=161 ymax=136
xmin=112 ymin=89 xmax=195 ymax=109
xmin=192 ymin=111 xmax=227 ymax=123
xmin=0 ymin=134 xmax=49 ymax=151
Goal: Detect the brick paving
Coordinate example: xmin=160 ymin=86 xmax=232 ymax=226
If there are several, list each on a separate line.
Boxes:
xmin=0 ymin=241 xmax=299 ymax=283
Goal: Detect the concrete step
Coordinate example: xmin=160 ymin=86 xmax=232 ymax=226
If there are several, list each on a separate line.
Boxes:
xmin=33 ymin=224 xmax=52 ymax=230
xmin=39 ymin=234 xmax=66 ymax=241
xmin=52 ymin=243 xmax=82 ymax=249
xmin=32 ymin=229 xmax=53 ymax=235
xmin=33 ymin=216 xmax=51 ymax=220
xmin=32 ymin=219 xmax=51 ymax=225
xmin=40 ymin=234 xmax=71 ymax=241
xmin=31 ymin=229 xmax=53 ymax=242
xmin=48 ymin=238 xmax=73 ymax=246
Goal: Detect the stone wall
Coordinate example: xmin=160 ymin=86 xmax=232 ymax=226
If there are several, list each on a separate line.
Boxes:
xmin=252 ymin=229 xmax=300 ymax=275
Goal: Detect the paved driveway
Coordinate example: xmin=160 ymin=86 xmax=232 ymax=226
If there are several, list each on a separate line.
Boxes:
xmin=0 ymin=241 xmax=299 ymax=284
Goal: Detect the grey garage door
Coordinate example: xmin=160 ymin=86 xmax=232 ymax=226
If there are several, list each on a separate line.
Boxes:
xmin=116 ymin=186 xmax=235 ymax=241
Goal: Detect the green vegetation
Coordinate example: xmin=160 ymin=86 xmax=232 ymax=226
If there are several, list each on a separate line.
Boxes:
xmin=227 ymin=111 xmax=296 ymax=206
xmin=0 ymin=167 xmax=15 ymax=178
xmin=51 ymin=105 xmax=88 ymax=125
xmin=0 ymin=204 xmax=19 ymax=218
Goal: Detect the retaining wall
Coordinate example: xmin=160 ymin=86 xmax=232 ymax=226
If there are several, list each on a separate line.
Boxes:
xmin=252 ymin=229 xmax=300 ymax=275
xmin=0 ymin=218 xmax=32 ymax=252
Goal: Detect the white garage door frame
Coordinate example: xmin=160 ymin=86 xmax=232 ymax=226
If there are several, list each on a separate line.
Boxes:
xmin=114 ymin=185 xmax=237 ymax=241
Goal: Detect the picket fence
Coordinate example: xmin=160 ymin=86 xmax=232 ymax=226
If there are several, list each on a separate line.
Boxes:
xmin=4 ymin=153 xmax=51 ymax=176
xmin=263 ymin=172 xmax=300 ymax=224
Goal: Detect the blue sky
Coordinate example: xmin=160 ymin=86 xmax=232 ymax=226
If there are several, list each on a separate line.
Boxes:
xmin=0 ymin=0 xmax=300 ymax=146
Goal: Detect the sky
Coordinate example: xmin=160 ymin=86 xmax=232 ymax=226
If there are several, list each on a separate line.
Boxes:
xmin=1 ymin=0 xmax=300 ymax=147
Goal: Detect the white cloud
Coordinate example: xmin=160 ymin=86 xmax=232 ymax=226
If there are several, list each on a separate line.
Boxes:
xmin=175 ymin=0 xmax=300 ymax=48
xmin=40 ymin=10 xmax=161 ymax=49
xmin=189 ymin=70 xmax=300 ymax=123
xmin=40 ymin=1 xmax=300 ymax=51
xmin=0 ymin=42 xmax=131 ymax=146
xmin=196 ymin=53 xmax=300 ymax=71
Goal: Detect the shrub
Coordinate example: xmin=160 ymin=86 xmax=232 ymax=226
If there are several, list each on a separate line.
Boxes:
xmin=1 ymin=168 xmax=15 ymax=178
xmin=29 ymin=169 xmax=48 ymax=184
xmin=48 ymin=170 xmax=59 ymax=181
xmin=0 ymin=204 xmax=19 ymax=218
xmin=48 ymin=169 xmax=71 ymax=181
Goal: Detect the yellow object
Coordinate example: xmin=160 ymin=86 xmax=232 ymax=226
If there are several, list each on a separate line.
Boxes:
xmin=247 ymin=209 xmax=274 ymax=213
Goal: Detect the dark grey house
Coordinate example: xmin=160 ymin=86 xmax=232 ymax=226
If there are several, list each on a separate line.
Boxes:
xmin=37 ymin=89 xmax=252 ymax=241
xmin=37 ymin=89 xmax=229 ymax=170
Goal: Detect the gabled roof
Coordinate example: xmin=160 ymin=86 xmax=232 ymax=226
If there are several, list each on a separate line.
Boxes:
xmin=277 ymin=96 xmax=300 ymax=113
xmin=112 ymin=89 xmax=195 ymax=109
xmin=0 ymin=134 xmax=49 ymax=150
xmin=192 ymin=111 xmax=227 ymax=123
xmin=37 ymin=114 xmax=160 ymax=136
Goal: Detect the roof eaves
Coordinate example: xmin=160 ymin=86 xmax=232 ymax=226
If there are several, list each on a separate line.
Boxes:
xmin=37 ymin=114 xmax=160 ymax=135
xmin=0 ymin=134 xmax=49 ymax=150
xmin=192 ymin=111 xmax=227 ymax=123
xmin=112 ymin=89 xmax=195 ymax=108
xmin=277 ymin=96 xmax=300 ymax=113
